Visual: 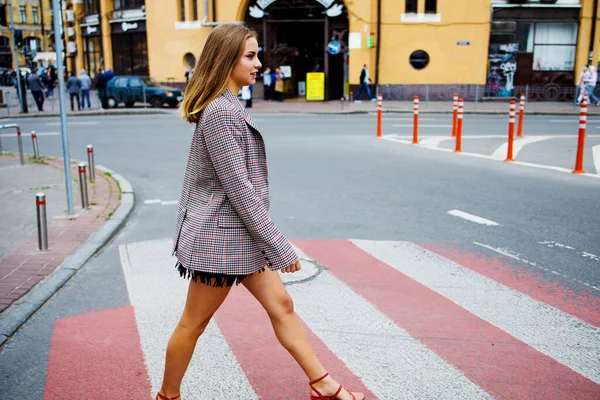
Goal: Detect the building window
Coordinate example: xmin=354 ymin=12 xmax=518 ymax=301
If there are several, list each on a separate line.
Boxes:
xmin=425 ymin=0 xmax=437 ymax=13
xmin=405 ymin=0 xmax=417 ymax=13
xmin=192 ymin=0 xmax=198 ymax=20
xmin=84 ymin=0 xmax=101 ymax=15
xmin=19 ymin=5 xmax=26 ymax=23
xmin=532 ymin=23 xmax=577 ymax=71
xmin=112 ymin=32 xmax=149 ymax=75
xmin=114 ymin=0 xmax=145 ymax=10
xmin=32 ymin=7 xmax=39 ymax=24
xmin=84 ymin=36 xmax=103 ymax=78
xmin=179 ymin=0 xmax=185 ymax=21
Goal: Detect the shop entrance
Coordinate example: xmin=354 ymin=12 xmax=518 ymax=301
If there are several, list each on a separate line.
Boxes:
xmin=245 ymin=0 xmax=348 ymax=100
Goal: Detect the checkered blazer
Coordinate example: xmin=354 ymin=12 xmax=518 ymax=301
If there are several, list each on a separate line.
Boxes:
xmin=172 ymin=88 xmax=297 ymax=275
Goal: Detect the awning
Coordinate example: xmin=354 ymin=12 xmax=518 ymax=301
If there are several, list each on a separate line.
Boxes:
xmin=32 ymin=52 xmax=57 ymax=61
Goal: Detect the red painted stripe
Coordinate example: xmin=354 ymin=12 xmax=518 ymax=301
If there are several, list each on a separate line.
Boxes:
xmin=214 ymin=281 xmax=373 ymax=399
xmin=36 ymin=200 xmax=46 ymax=205
xmin=44 ymin=306 xmax=151 ymax=400
xmin=420 ymin=243 xmax=600 ymax=328
xmin=294 ymin=240 xmax=600 ymax=399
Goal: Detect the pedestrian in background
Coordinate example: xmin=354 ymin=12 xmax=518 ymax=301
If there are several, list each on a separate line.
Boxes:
xmin=577 ymin=66 xmax=589 ymax=105
xmin=27 ymin=69 xmax=45 ymax=112
xmin=586 ymin=65 xmax=600 ymax=106
xmin=95 ymin=69 xmax=108 ymax=109
xmin=79 ymin=69 xmax=92 ymax=110
xmin=157 ymin=23 xmax=364 ymax=400
xmin=46 ymin=64 xmax=56 ymax=97
xmin=66 ymin=71 xmax=81 ymax=111
xmin=274 ymin=67 xmax=284 ymax=102
xmin=355 ymin=64 xmax=375 ymax=103
xmin=241 ymin=84 xmax=253 ymax=108
xmin=262 ymin=67 xmax=272 ymax=100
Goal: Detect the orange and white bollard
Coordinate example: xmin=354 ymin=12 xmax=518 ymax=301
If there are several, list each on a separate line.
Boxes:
xmin=573 ymin=98 xmax=587 ymax=174
xmin=452 ymin=94 xmax=458 ymax=137
xmin=412 ymin=96 xmax=419 ymax=144
xmin=454 ymin=99 xmax=464 ymax=153
xmin=517 ymin=93 xmax=525 ymax=138
xmin=505 ymin=100 xmax=516 ymax=162
xmin=376 ymin=94 xmax=383 ymax=138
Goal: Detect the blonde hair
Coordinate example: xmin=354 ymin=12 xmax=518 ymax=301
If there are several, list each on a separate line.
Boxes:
xmin=181 ymin=24 xmax=257 ymax=123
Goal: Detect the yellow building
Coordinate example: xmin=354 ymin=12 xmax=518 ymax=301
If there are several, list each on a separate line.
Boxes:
xmin=64 ymin=0 xmax=600 ymax=101
xmin=0 ymin=0 xmax=54 ymax=70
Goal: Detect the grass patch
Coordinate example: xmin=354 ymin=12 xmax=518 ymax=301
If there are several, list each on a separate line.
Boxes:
xmin=29 ymin=186 xmax=51 ymax=191
xmin=1 ymin=152 xmax=15 ymax=157
xmin=106 ymin=210 xmax=115 ymax=220
xmin=104 ymin=171 xmax=112 ymax=177
xmin=90 ymin=201 xmax=98 ymax=206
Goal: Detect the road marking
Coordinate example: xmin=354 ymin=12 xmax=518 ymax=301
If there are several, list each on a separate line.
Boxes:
xmin=393 ymin=124 xmax=452 ymax=128
xmin=420 ymin=136 xmax=453 ymax=148
xmin=353 ymin=240 xmax=600 ymax=385
xmin=0 ymin=132 xmax=60 ymax=137
xmin=143 ymin=199 xmax=178 ymax=205
xmin=593 ymin=145 xmax=600 ymax=175
xmin=381 ymin=135 xmax=600 ymax=181
xmin=550 ymin=119 xmax=600 ymax=123
xmin=118 ymin=242 xmax=257 ymax=399
xmin=45 ymin=121 xmax=100 ymax=126
xmin=491 ymin=136 xmax=552 ymax=160
xmin=538 ymin=240 xmax=600 ymax=264
xmin=474 ymin=241 xmax=600 ymax=291
xmin=447 ymin=209 xmax=499 ymax=226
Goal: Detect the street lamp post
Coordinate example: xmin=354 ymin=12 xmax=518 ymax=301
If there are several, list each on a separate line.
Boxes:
xmin=52 ymin=0 xmax=75 ymax=215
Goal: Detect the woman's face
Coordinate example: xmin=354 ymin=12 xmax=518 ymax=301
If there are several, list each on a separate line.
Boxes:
xmin=231 ymin=37 xmax=262 ymax=87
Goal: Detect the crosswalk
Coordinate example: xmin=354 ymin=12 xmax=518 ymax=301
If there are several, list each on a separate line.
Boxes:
xmin=45 ymin=238 xmax=600 ymax=399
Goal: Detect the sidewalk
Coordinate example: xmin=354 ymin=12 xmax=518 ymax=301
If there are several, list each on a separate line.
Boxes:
xmin=0 ymin=153 xmax=134 ymax=345
xmin=2 ymin=84 xmax=599 ymax=117
xmin=0 ymin=86 xmax=171 ymax=119
xmin=246 ymin=97 xmax=600 ymax=115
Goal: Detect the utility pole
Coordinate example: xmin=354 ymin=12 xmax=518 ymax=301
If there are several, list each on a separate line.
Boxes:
xmin=8 ymin=0 xmax=25 ymax=113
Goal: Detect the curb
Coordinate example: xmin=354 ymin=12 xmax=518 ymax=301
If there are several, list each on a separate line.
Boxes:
xmin=0 ymin=162 xmax=135 ymax=347
xmin=311 ymin=109 xmax=593 ymax=116
xmin=0 ymin=109 xmax=171 ymax=119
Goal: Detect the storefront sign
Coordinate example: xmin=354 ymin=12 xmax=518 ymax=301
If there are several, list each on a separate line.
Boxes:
xmin=457 ymin=41 xmax=470 ymax=46
xmin=82 ymin=24 xmax=100 ymax=37
xmin=250 ymin=0 xmax=342 ymax=19
xmin=306 ymin=72 xmax=325 ymax=101
xmin=111 ymin=20 xmax=146 ymax=34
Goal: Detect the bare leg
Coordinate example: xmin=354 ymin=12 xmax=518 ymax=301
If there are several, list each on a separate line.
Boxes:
xmin=242 ymin=267 xmax=364 ymax=400
xmin=158 ymin=279 xmax=232 ymax=399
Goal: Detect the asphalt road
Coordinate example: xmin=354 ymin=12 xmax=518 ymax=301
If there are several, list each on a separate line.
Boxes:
xmin=0 ymin=112 xmax=599 ymax=399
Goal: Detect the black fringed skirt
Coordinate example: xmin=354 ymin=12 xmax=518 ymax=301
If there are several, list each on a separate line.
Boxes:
xmin=175 ymin=260 xmax=266 ymax=287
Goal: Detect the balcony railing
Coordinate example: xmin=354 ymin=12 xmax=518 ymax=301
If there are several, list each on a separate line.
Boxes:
xmin=113 ymin=0 xmax=145 ymax=11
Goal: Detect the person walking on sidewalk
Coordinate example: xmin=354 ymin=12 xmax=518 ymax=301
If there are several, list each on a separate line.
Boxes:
xmin=577 ymin=66 xmax=590 ymax=105
xmin=66 ymin=71 xmax=81 ymax=111
xmin=586 ymin=66 xmax=600 ymax=106
xmin=27 ymin=69 xmax=46 ymax=112
xmin=355 ymin=64 xmax=376 ymax=103
xmin=79 ymin=69 xmax=92 ymax=109
xmin=157 ymin=24 xmax=365 ymax=400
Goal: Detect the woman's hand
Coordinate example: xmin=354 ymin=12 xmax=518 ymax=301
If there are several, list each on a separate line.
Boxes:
xmin=281 ymin=259 xmax=301 ymax=273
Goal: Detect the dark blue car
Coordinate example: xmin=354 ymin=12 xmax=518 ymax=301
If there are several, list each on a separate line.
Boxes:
xmin=105 ymin=76 xmax=183 ymax=108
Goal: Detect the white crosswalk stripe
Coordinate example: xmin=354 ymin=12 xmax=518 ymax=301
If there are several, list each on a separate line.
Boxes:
xmin=117 ymin=238 xmax=600 ymax=399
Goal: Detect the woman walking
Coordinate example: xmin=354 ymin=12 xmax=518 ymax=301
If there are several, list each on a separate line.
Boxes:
xmin=156 ymin=24 xmax=364 ymax=400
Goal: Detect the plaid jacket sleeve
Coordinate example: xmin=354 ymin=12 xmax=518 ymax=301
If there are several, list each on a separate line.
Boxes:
xmin=201 ymin=107 xmax=297 ymax=270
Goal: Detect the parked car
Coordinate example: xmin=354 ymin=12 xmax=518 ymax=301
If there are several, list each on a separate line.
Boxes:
xmin=105 ymin=75 xmax=183 ymax=108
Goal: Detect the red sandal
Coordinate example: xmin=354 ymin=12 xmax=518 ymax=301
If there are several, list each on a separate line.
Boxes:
xmin=309 ymin=372 xmax=364 ymax=400
xmin=156 ymin=392 xmax=180 ymax=400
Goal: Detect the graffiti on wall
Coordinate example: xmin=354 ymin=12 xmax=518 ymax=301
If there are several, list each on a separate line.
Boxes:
xmin=486 ymin=43 xmax=518 ymax=97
